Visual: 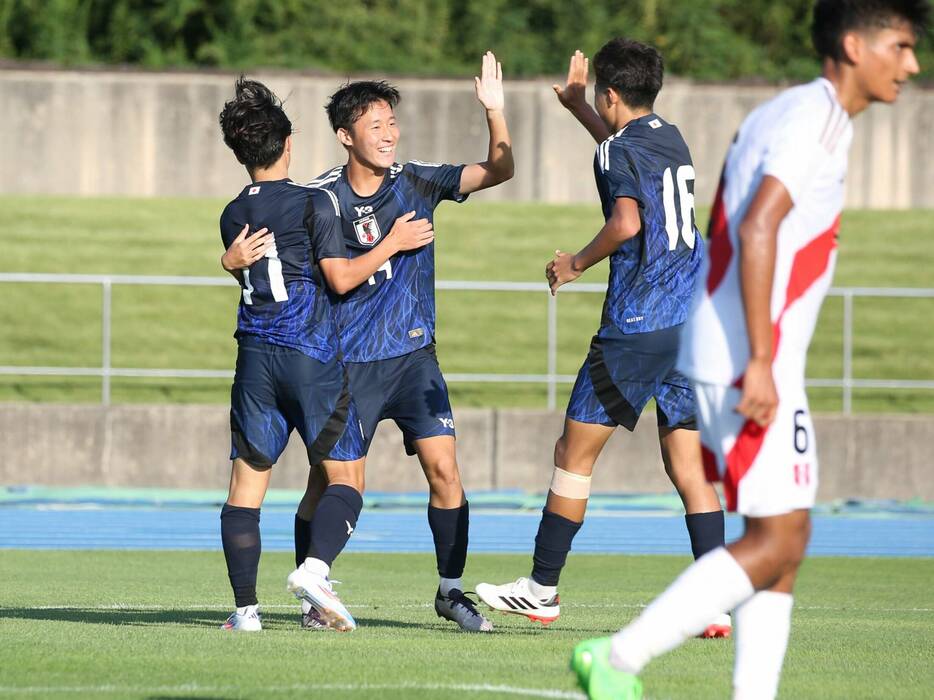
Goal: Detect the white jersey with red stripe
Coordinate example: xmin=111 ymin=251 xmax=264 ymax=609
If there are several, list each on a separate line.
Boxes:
xmin=677 ymin=77 xmax=852 ymax=387
xmin=677 ymin=78 xmax=852 ymax=516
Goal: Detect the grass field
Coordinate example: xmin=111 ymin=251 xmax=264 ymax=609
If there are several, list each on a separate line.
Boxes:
xmin=1 ymin=196 xmax=932 ymax=412
xmin=2 ymin=550 xmax=932 ymax=699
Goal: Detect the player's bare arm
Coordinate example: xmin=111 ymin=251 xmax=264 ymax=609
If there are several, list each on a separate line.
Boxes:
xmin=553 ymin=50 xmax=611 ymax=143
xmin=735 ymin=175 xmax=794 ymax=427
xmin=459 ymin=51 xmax=515 ymax=194
xmin=545 ymin=196 xmax=640 ymax=295
xmin=319 ymin=211 xmax=434 ymax=294
xmin=221 ymin=224 xmax=272 ymax=283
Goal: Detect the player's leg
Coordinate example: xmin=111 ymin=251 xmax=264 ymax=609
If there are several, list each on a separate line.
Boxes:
xmin=655 ymin=338 xmax=727 ymax=561
xmin=657 ymin=425 xmax=730 ymax=637
xmin=287 ymin=456 xmax=365 ymax=632
xmin=477 ymin=418 xmax=612 ymax=623
xmin=220 ymin=457 xmax=272 ymax=631
xmin=572 ymin=511 xmax=809 ymax=699
xmin=409 ymin=434 xmax=493 ymax=631
xmin=281 ymin=351 xmax=368 ymax=631
xmin=658 ymin=427 xmax=723 ymax=554
xmin=388 ymin=345 xmax=491 ymax=630
xmin=295 ymin=465 xmax=326 ymax=567
xmin=574 ymin=383 xmax=817 ymax=698
xmin=477 ymin=347 xmax=619 ymax=624
xmin=730 ymin=515 xmax=810 ymax=700
xmin=222 ymin=338 xmax=290 ymax=631
xmin=293 ymin=361 xmax=378 ymax=603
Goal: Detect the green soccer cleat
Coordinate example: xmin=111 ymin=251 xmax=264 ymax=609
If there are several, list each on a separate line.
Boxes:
xmin=570 ymin=637 xmax=643 ymax=700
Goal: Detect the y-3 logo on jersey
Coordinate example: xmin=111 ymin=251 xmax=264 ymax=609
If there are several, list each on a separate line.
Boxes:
xmin=354 ymin=205 xmax=374 ymax=217
xmin=438 ymin=418 xmax=455 ymax=430
xmin=353 ymin=214 xmax=382 ymax=246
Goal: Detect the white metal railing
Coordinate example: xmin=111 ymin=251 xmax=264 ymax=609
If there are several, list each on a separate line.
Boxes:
xmin=1 ymin=273 xmax=932 ymax=412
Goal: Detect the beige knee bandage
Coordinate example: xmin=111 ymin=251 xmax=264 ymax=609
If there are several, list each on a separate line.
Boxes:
xmin=549 ymin=467 xmax=592 ymax=499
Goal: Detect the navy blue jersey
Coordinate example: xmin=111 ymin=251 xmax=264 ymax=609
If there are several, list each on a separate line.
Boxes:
xmin=219 ymin=180 xmax=343 ymax=362
xmin=308 ymin=161 xmax=467 ymax=363
xmin=593 ymin=113 xmax=704 ymax=334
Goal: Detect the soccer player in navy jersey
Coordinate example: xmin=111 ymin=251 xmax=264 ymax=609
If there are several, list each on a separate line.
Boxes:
xmin=293 ymin=51 xmax=513 ymax=632
xmin=476 ymin=40 xmax=728 ymax=635
xmin=217 ymin=78 xmax=434 ymax=632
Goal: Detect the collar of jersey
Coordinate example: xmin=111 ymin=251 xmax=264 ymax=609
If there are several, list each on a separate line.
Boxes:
xmin=345 ymin=164 xmax=397 ymax=200
xmin=816 ymin=77 xmax=848 ymax=119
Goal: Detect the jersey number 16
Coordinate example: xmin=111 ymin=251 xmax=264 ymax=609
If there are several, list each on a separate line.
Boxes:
xmin=662 ymin=165 xmax=696 ymax=251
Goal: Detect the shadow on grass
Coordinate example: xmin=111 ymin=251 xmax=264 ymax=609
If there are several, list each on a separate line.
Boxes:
xmin=0 ymin=607 xmax=432 ymax=631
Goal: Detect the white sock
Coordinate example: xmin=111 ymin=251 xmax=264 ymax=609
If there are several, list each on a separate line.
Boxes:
xmin=733 ymin=591 xmax=794 ymax=700
xmin=439 ymin=577 xmax=463 ymax=596
xmin=302 ymin=557 xmax=330 ymax=579
xmin=610 ymin=547 xmax=755 ymax=674
xmin=528 ymin=577 xmax=557 ymax=600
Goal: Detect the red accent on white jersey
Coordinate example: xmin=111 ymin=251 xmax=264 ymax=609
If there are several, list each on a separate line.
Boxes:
xmin=678 ymin=78 xmax=852 ymax=386
xmin=722 ymin=419 xmax=768 ymax=512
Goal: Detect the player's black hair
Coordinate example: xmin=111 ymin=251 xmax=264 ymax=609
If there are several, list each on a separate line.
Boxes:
xmin=219 ymin=76 xmax=293 ymax=170
xmin=812 ymin=0 xmax=931 ymax=60
xmin=592 ymin=38 xmax=664 ymax=110
xmin=325 ymin=80 xmax=401 ymax=133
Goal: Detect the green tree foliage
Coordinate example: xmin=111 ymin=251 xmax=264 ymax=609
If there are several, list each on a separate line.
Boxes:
xmin=0 ymin=0 xmax=930 ymax=81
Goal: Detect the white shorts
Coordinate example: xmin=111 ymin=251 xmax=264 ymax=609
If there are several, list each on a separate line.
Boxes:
xmin=694 ymin=381 xmax=818 ymax=517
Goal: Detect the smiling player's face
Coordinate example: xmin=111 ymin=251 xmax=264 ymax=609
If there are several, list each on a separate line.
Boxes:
xmin=347 ymin=100 xmax=400 ymax=170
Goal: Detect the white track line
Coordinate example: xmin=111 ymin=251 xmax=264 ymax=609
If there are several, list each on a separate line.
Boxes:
xmin=0 ymin=683 xmax=585 ymax=698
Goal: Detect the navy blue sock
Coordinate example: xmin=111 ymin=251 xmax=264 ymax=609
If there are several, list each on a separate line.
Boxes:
xmin=427 ymin=502 xmax=469 ymax=579
xmin=294 ymin=514 xmax=311 ymax=568
xmin=685 ymin=510 xmax=725 ymax=559
xmin=531 ymin=508 xmax=582 ymax=587
xmin=308 ymin=485 xmax=363 ymax=567
xmin=220 ymin=503 xmax=261 ymax=607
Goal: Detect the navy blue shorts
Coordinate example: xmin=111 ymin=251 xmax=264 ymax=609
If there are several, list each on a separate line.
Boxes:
xmin=346 ymin=344 xmax=455 ymax=456
xmin=229 ymin=336 xmax=365 ymax=467
xmin=566 ymin=325 xmax=697 ymax=432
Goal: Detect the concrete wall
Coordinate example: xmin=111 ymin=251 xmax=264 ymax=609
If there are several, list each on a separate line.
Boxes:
xmin=3 ymin=403 xmax=932 ymax=501
xmin=1 ymin=67 xmax=932 ymax=208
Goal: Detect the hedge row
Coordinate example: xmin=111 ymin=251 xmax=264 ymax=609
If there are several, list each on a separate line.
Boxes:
xmin=0 ymin=0 xmax=929 ymax=82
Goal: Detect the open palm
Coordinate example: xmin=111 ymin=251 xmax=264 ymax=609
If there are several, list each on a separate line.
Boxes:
xmin=475 ymin=51 xmax=504 ymax=112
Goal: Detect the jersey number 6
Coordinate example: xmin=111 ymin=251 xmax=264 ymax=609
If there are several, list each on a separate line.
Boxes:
xmin=662 ymin=165 xmax=696 ymax=251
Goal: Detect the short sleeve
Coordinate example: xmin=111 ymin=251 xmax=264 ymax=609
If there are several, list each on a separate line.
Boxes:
xmin=405 ymin=161 xmax=468 ymax=206
xmin=219 ymin=204 xmax=242 ymax=249
xmin=761 ymin=103 xmax=839 ymax=204
xmin=303 ymin=190 xmax=348 ymax=261
xmin=600 ymin=141 xmax=640 ymax=202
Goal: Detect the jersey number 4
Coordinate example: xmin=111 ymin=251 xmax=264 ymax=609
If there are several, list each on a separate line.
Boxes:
xmin=662 ymin=165 xmax=696 ymax=251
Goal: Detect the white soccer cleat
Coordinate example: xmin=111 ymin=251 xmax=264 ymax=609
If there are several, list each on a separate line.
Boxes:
xmin=301 ymin=599 xmax=328 ymax=631
xmin=221 ymin=604 xmax=262 ymax=632
xmin=700 ymin=612 xmax=733 ymax=639
xmin=286 ymin=564 xmax=356 ymax=632
xmin=476 ymin=577 xmax=560 ymax=625
xmin=434 ymin=588 xmax=494 ymax=632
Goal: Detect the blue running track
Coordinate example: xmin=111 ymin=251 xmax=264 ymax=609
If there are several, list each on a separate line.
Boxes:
xmin=2 ymin=504 xmax=932 ymax=557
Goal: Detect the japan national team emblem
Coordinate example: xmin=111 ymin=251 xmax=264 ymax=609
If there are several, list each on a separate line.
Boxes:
xmin=353 ymin=214 xmax=382 ymax=246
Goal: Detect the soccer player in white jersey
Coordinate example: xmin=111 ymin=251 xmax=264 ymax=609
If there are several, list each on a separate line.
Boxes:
xmin=570 ymin=1 xmax=928 ymax=698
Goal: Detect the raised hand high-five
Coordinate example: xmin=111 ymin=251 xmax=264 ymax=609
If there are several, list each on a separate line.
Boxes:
xmin=553 ymin=50 xmax=589 ymax=111
xmin=554 ymin=49 xmax=611 ymax=143
xmin=474 ymin=50 xmax=504 ymax=113
xmin=460 ymin=50 xmax=514 ymax=194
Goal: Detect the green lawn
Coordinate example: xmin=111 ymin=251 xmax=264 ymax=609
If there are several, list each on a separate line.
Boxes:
xmin=0 ymin=197 xmax=932 ymax=411
xmin=1 ymin=551 xmax=931 ymax=699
